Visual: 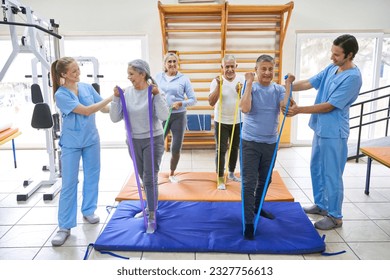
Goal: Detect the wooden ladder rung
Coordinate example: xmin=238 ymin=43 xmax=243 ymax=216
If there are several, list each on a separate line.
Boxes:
xmin=187 ymin=105 xmax=213 ymax=110
xmin=227 ymin=27 xmax=281 ymax=32
xmin=193 ymin=88 xmax=210 ymax=92
xmin=182 ymin=141 xmax=213 ymax=144
xmin=180 ymin=69 xmax=221 ymax=74
xmin=180 ymin=59 xmax=221 ymax=64
xmin=166 ymin=28 xmax=222 ymax=33
xmin=184 ymin=131 xmax=214 ymax=137
xmin=195 ymin=96 xmax=209 ymax=101
xmin=190 ymin=78 xmax=214 ymax=83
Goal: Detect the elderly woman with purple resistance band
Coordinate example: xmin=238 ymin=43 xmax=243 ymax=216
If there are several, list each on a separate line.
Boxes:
xmin=110 ymin=59 xmax=169 ymax=233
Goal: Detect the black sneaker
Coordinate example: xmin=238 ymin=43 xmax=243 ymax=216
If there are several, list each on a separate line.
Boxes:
xmin=254 ymin=208 xmax=275 ymax=220
xmin=260 ymin=209 xmax=275 ymax=220
xmin=244 ymin=224 xmax=254 ymax=240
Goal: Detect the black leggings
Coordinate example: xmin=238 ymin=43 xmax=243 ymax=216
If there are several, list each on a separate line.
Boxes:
xmin=214 ymin=121 xmax=241 ymax=177
xmin=163 ymin=111 xmax=187 ymax=172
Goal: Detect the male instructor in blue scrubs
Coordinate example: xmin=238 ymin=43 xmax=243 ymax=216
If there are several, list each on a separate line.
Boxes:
xmin=286 ymin=34 xmax=362 ymax=230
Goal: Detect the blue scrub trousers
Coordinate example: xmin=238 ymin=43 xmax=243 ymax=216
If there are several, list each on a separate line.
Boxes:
xmin=58 ymin=142 xmax=100 ymax=229
xmin=310 ymin=134 xmax=347 ymax=219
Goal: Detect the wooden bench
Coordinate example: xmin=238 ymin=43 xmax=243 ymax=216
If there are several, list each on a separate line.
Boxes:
xmin=0 ymin=128 xmax=22 ymax=168
xmin=360 ymin=146 xmax=390 ymax=195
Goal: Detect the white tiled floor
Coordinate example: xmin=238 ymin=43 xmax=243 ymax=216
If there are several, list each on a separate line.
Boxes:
xmin=1 ymin=145 xmax=390 ymax=260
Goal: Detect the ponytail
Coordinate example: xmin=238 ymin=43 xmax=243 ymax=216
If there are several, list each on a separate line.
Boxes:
xmin=51 ymin=60 xmax=60 ymax=100
xmin=50 ymin=57 xmax=76 ymax=102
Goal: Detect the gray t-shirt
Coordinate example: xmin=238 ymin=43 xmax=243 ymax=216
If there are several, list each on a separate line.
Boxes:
xmin=110 ymin=86 xmax=169 ymax=139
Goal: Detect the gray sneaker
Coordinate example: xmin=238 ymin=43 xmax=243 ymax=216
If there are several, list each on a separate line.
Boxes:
xmin=51 ymin=228 xmax=70 ymax=246
xmin=228 ymin=174 xmax=241 ymax=182
xmin=303 ymin=205 xmax=328 ymax=216
xmin=83 ymin=214 xmax=100 ymax=224
xmin=314 ymin=216 xmax=343 ymax=230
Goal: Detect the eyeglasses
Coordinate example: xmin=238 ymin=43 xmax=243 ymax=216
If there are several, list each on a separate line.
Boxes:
xmin=167 ymin=60 xmax=177 ymax=63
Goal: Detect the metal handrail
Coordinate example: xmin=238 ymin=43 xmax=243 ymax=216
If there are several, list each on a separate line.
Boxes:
xmin=349 ymin=85 xmax=390 ymax=162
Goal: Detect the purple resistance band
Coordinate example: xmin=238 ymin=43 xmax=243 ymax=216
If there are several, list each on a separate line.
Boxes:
xmin=147 ymin=85 xmax=157 ymax=228
xmin=117 ymin=86 xmax=149 ymax=230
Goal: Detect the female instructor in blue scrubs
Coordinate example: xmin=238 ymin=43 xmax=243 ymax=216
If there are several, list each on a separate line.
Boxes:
xmin=50 ymin=57 xmax=114 ymax=246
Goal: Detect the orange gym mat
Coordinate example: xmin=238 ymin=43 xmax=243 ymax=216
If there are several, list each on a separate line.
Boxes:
xmin=116 ymin=171 xmax=294 ymax=202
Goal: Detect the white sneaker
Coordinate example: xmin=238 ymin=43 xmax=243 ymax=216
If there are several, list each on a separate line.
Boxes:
xmin=51 ymin=228 xmax=70 ymax=246
xmin=169 ymin=175 xmax=179 ymax=183
xmin=83 ymin=214 xmax=100 ymax=224
xmin=217 ymin=183 xmax=226 ymax=190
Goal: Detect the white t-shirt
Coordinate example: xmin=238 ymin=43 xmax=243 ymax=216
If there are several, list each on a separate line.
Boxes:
xmin=210 ymin=75 xmax=245 ymax=124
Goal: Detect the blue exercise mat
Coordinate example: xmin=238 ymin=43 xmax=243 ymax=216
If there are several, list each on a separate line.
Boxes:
xmin=94 ymin=201 xmax=325 ymax=254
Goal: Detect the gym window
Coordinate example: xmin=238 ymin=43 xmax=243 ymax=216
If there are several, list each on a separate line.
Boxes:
xmin=63 ymin=36 xmax=148 ymax=147
xmin=0 ymin=35 xmax=147 ymax=148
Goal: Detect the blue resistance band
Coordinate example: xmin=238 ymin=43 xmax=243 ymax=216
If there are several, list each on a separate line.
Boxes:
xmin=239 ymin=80 xmax=247 ymax=235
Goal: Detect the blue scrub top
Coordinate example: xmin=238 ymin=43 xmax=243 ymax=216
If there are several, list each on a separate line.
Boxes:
xmin=242 ymin=82 xmax=285 ymax=144
xmin=308 ymin=64 xmax=362 ymax=139
xmin=55 ymin=82 xmax=103 ymax=148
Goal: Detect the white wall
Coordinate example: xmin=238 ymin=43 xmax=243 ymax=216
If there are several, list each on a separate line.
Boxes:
xmin=1 ymin=0 xmax=389 ymax=76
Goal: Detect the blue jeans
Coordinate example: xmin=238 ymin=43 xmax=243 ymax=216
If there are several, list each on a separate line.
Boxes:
xmin=242 ymin=140 xmax=276 ymax=224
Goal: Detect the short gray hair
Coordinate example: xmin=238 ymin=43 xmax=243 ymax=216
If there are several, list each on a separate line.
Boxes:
xmin=256 ymin=54 xmax=274 ymax=64
xmin=128 ymin=59 xmax=153 ymax=82
xmin=222 ymin=54 xmax=236 ymax=65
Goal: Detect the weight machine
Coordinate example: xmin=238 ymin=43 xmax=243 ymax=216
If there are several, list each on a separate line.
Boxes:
xmin=75 ymin=56 xmax=104 ymax=93
xmin=0 ymin=0 xmax=62 ymax=201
